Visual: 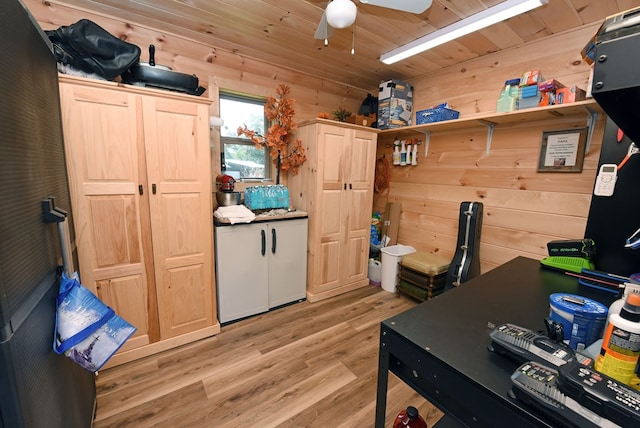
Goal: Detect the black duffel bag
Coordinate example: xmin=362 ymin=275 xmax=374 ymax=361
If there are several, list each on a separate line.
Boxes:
xmin=46 ymin=19 xmax=140 ymax=81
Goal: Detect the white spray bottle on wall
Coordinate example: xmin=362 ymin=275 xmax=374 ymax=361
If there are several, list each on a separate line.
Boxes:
xmin=392 ymin=140 xmax=400 ymax=165
xmin=400 ymin=140 xmax=407 ymax=166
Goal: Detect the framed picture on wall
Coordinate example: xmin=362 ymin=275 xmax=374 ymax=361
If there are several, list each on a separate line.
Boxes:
xmin=537 ymin=128 xmax=587 ymax=172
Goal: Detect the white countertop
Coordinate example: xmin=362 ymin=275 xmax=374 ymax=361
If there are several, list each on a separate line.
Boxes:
xmin=214 ymin=208 xmax=308 ymax=225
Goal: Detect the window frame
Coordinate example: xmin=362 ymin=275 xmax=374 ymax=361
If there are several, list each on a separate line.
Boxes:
xmin=219 ymin=91 xmax=271 ymax=180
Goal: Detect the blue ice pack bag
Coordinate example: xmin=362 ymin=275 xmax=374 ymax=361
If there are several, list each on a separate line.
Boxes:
xmin=53 ymin=273 xmax=136 ymax=372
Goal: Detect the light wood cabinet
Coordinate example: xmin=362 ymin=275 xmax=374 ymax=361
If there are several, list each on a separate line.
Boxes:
xmin=289 ymin=120 xmax=377 ymax=302
xmin=58 ymin=75 xmax=218 ymax=365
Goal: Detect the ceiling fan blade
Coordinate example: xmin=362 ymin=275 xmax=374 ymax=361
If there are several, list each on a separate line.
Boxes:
xmin=314 ymin=10 xmax=335 ymax=40
xmin=360 ymin=0 xmax=432 ymax=14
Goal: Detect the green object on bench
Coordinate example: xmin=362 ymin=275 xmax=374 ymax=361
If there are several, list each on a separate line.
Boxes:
xmin=540 ymin=256 xmax=595 ymax=274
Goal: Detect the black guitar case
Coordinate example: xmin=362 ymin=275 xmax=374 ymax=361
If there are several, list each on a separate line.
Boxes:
xmin=445 ymin=201 xmax=483 ymax=290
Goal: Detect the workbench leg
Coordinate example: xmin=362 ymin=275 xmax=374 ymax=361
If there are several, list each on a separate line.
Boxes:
xmin=375 ymin=326 xmax=391 ymax=427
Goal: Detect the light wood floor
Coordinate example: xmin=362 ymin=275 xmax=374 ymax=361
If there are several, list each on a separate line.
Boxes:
xmin=93 ymin=285 xmax=443 ymax=427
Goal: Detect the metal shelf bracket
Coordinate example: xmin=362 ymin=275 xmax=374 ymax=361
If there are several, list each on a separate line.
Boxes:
xmin=422 ymin=130 xmax=431 ymax=159
xmin=584 ymin=106 xmax=599 ymax=154
xmin=477 ymin=120 xmax=496 ymax=154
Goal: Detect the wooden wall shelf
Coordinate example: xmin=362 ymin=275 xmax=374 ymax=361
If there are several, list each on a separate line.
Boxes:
xmin=378 ymin=99 xmax=604 ymax=154
xmin=379 ymin=99 xmax=603 ymax=135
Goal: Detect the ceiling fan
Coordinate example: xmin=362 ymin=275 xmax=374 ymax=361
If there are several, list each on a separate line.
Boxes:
xmin=314 ymin=0 xmax=433 ymax=42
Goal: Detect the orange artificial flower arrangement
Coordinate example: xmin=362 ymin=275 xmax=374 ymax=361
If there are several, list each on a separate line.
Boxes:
xmin=237 ymin=84 xmax=306 ymax=184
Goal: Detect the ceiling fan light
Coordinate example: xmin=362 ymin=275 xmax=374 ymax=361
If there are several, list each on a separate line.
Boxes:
xmin=326 ymin=0 xmax=357 ymax=29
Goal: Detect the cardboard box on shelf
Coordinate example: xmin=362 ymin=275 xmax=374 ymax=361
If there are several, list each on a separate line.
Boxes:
xmin=378 ymin=80 xmax=414 ymax=129
xmin=518 ymin=93 xmax=541 ymax=110
xmin=538 ymin=79 xmax=565 ymax=93
xmin=537 ymin=79 xmax=565 ymax=107
xmin=521 ymin=85 xmax=540 ymax=98
xmin=520 ymin=69 xmax=544 ymax=86
xmin=538 ymin=91 xmax=555 ymax=107
xmin=517 ymin=78 xmax=544 ymax=109
xmin=556 ymin=86 xmax=587 ymax=104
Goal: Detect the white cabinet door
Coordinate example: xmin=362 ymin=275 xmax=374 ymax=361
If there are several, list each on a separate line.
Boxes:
xmin=215 ymin=223 xmax=268 ymax=323
xmin=268 ymin=219 xmax=308 ymax=308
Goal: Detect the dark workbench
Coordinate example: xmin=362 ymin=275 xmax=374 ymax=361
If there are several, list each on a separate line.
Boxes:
xmin=374 ymin=256 xmax=617 ymax=427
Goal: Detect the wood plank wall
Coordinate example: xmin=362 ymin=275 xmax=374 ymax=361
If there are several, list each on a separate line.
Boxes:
xmin=375 ymin=23 xmax=607 ymax=273
xmin=26 ymin=0 xmax=608 ymax=274
xmin=23 ymin=0 xmax=369 ymax=190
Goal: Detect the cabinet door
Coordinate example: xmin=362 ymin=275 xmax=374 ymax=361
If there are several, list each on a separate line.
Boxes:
xmin=312 ymin=124 xmax=348 ymax=293
xmin=342 ymin=129 xmax=376 ymax=284
xmin=215 ymin=224 xmax=269 ymax=323
xmin=142 ymin=96 xmax=215 ymax=338
xmin=268 ymin=219 xmax=308 ymax=307
xmin=59 ymin=82 xmax=153 ymax=349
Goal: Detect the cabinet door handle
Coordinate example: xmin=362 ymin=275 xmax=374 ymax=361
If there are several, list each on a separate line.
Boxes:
xmin=344 ymin=183 xmax=347 ymax=190
xmin=349 ymin=183 xmax=353 ymax=190
xmin=271 ymin=228 xmax=277 ymax=254
xmin=138 ymin=185 xmax=143 ymax=195
xmin=261 ymin=229 xmax=266 ymax=256
xmin=152 ymin=184 xmax=157 ymax=194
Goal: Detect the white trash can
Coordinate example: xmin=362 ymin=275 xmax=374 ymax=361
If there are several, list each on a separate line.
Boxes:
xmin=380 ymin=244 xmax=416 ymax=293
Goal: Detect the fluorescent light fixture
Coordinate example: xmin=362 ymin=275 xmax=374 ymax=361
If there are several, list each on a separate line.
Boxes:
xmin=361 ymin=0 xmax=432 ymax=14
xmin=380 ymin=0 xmax=548 ymax=64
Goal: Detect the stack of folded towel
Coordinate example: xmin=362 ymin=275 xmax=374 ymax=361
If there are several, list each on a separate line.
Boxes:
xmin=214 ymin=205 xmax=256 ymax=224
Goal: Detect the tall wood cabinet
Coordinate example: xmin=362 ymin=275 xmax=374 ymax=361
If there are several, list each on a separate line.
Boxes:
xmin=289 ymin=120 xmax=377 ymax=302
xmin=58 ymin=75 xmax=219 ymax=365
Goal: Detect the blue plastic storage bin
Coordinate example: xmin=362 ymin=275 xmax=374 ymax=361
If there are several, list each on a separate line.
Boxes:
xmin=416 ymin=106 xmax=460 ymax=124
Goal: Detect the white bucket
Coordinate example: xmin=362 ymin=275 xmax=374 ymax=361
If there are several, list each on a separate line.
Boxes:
xmin=380 ymin=245 xmax=416 ymax=293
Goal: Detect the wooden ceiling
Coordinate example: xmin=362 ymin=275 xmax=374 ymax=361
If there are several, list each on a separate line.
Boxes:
xmin=44 ymin=0 xmax=639 ymax=90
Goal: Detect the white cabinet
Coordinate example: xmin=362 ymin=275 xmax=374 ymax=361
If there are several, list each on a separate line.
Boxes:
xmin=215 ymin=217 xmax=308 ymax=323
xmin=267 ymin=219 xmax=309 ymax=308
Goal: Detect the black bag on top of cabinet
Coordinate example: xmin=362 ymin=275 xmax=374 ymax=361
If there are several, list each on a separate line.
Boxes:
xmin=445 ymin=201 xmax=483 ymax=291
xmin=45 ymin=19 xmax=141 ymax=81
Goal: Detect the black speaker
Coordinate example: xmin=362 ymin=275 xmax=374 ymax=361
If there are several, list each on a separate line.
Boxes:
xmin=591 ymin=12 xmax=640 ymax=143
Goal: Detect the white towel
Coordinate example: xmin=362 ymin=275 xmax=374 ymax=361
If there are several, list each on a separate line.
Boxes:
xmin=214 ymin=205 xmax=256 ymax=224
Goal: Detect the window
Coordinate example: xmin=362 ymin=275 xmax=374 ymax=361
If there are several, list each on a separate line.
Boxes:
xmin=219 ymin=92 xmax=271 ymax=180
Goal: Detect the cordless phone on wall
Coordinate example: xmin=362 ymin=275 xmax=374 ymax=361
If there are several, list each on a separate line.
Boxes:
xmin=594 ymin=163 xmax=618 ymax=197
